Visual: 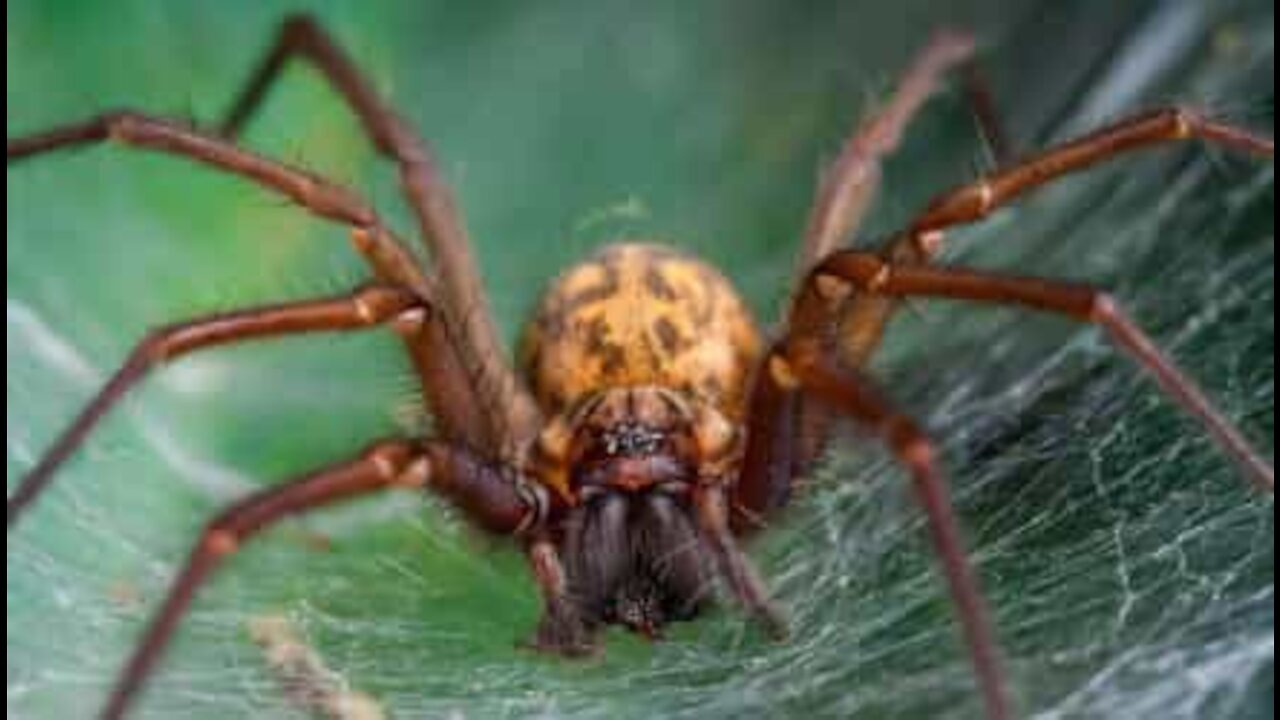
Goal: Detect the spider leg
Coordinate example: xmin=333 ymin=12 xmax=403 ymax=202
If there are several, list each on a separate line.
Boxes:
xmin=7 ymin=112 xmax=426 ymax=294
xmin=7 ymin=111 xmax=493 ymax=449
xmin=790 ymin=30 xmax=1014 ymax=478
xmin=960 ymin=60 xmax=1013 ymax=169
xmin=737 ymin=249 xmax=1274 ymax=718
xmin=795 ymin=112 xmax=1273 ymax=488
xmin=795 ymin=29 xmax=977 ymax=279
xmin=98 ymin=438 xmax=540 ymax=720
xmin=814 ymin=251 xmax=1275 ymax=490
xmin=695 ymin=485 xmax=788 ymax=639
xmin=7 ymin=285 xmax=426 ymax=529
xmin=735 ymin=364 xmax=801 ymax=527
xmin=905 ymin=108 xmax=1274 ymax=242
xmin=218 ymin=14 xmax=541 ymax=455
xmin=524 ymin=537 xmax=596 ymax=656
xmin=821 ymin=112 xmax=1272 ymax=369
xmin=751 ymin=344 xmax=1012 ymax=720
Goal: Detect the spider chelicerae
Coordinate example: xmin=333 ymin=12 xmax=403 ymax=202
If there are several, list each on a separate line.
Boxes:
xmin=6 ymin=15 xmax=1274 ymax=720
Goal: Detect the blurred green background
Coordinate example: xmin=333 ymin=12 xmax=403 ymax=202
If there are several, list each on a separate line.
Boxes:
xmin=7 ymin=1 xmax=1274 ymax=719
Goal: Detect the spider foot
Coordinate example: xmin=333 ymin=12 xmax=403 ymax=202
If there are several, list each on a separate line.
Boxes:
xmin=754 ymin=605 xmax=791 ymax=642
xmin=521 ymin=601 xmax=600 ymax=659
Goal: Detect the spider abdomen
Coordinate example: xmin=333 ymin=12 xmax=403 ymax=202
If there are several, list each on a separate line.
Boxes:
xmin=520 ymin=242 xmax=763 ymax=420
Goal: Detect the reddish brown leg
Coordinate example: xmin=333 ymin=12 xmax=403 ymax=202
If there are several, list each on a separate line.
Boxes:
xmin=789 ymin=30 xmax=1025 ymax=477
xmin=219 ymin=14 xmax=540 ymax=455
xmin=734 ymin=369 xmax=801 ymax=530
xmin=525 ymin=537 xmax=595 ymax=656
xmin=6 ymin=112 xmax=371 ymax=228
xmin=787 ymin=30 xmax=981 ymax=482
xmin=6 ymin=285 xmax=423 ymax=529
xmin=7 ymin=112 xmax=428 ymax=295
xmin=842 ymin=111 xmax=1272 ymax=399
xmin=99 ymin=439 xmax=538 ymax=720
xmin=6 ymin=116 xmax=489 ymax=450
xmin=695 ymin=485 xmax=788 ymax=639
xmin=759 ymin=344 xmax=1011 ymax=720
xmin=815 ymin=252 xmax=1275 ymax=490
xmin=908 ymin=108 xmax=1274 ymax=238
xmin=794 ymin=30 xmax=977 ymax=279
xmin=960 ymin=60 xmax=1013 ymax=167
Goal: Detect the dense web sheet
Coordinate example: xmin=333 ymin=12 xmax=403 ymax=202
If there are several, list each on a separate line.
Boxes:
xmin=7 ymin=1 xmax=1274 ymax=719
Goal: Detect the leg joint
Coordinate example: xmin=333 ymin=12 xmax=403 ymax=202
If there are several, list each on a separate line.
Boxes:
xmin=777 ymin=336 xmax=830 ymax=386
xmin=201 ymin=527 xmax=240 ymax=557
xmin=886 ymin=418 xmax=937 ymax=473
xmin=361 ymin=440 xmax=416 ymax=482
xmin=513 ymin=481 xmax=550 ymax=536
xmin=768 ymin=353 xmax=803 ymax=391
xmin=137 ymin=329 xmax=173 ymax=366
xmin=351 ymin=284 xmax=422 ymax=325
xmin=281 ymin=13 xmax=321 ymax=43
xmin=1086 ymin=290 xmax=1119 ymax=324
xmin=813 ymin=251 xmax=883 ymax=288
xmin=101 ymin=110 xmax=147 ymax=143
xmin=1162 ymin=107 xmax=1199 ymax=139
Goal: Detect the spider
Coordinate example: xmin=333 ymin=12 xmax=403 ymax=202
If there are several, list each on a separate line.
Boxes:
xmin=6 ymin=14 xmax=1275 ymax=720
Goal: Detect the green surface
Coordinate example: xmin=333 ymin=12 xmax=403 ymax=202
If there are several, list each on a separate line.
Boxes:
xmin=7 ymin=1 xmax=1274 ymax=719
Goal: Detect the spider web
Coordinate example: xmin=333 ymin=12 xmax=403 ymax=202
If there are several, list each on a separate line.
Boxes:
xmin=7 ymin=1 xmax=1274 ymax=719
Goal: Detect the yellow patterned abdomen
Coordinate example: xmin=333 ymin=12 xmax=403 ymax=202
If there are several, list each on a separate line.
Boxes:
xmin=520 ymin=243 xmax=763 ymax=420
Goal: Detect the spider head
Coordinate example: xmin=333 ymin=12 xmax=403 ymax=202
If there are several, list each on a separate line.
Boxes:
xmin=534 ymin=386 xmax=735 ymax=499
xmin=570 ymin=391 xmax=696 ymax=496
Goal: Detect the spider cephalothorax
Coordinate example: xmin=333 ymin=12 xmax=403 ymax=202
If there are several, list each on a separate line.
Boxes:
xmin=6 ymin=15 xmax=1273 ymax=720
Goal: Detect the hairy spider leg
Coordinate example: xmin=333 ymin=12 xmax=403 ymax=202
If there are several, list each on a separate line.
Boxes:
xmin=741 ymin=90 xmax=1273 ymax=720
xmin=746 ymin=341 xmax=1012 ymax=720
xmin=793 ymin=29 xmax=977 ymax=278
xmin=6 ymin=284 xmax=430 ymax=528
xmin=816 ymin=253 xmax=1276 ymax=490
xmin=740 ymin=252 xmax=1277 ymax=720
xmin=788 ymin=29 xmax=985 ymax=479
xmin=217 ymin=14 xmax=541 ymax=455
xmin=6 ymin=112 xmax=420 ymax=288
xmin=908 ymin=107 xmax=1274 ymax=240
xmin=98 ymin=439 xmax=539 ymax=720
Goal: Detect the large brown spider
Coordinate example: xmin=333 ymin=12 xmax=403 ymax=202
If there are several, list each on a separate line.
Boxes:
xmin=6 ymin=14 xmax=1275 ymax=720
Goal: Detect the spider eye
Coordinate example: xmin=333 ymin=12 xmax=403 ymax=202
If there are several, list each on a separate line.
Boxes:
xmin=599 ymin=422 xmax=666 ymax=457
